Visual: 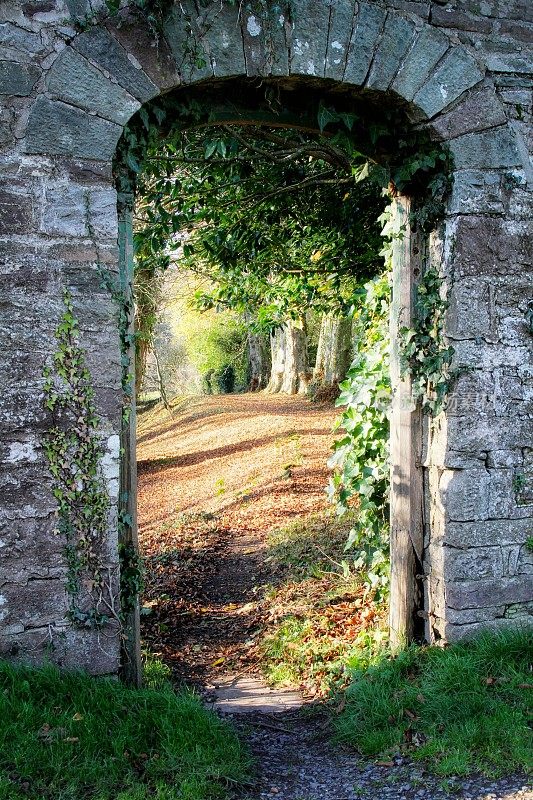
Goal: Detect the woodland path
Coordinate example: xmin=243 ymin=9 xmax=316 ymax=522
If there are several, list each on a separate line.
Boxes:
xmin=136 ymin=395 xmax=531 ymax=800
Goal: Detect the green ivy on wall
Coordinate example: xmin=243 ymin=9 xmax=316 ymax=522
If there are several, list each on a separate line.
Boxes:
xmin=42 ymin=290 xmax=116 ymax=629
xmin=327 ymin=266 xmax=391 ymax=600
xmin=399 ymin=265 xmax=455 ymax=416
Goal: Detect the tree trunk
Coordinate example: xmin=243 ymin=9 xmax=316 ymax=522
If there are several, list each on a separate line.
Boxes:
xmin=153 ymin=343 xmax=171 ymax=411
xmin=265 ymin=326 xmax=285 ymax=393
xmin=265 ymin=318 xmax=309 ymax=395
xmin=313 ymin=313 xmax=352 ymax=390
xmin=135 ymin=337 xmax=149 ymax=400
xmin=247 ymin=331 xmax=269 ymax=391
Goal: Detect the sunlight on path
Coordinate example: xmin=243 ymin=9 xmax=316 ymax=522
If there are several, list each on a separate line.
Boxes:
xmin=209 ymin=676 xmax=304 ymax=714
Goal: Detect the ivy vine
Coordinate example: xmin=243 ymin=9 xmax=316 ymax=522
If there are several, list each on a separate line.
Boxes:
xmin=399 ymin=265 xmax=455 ymax=416
xmin=327 ymin=269 xmax=391 ymax=599
xmin=42 ymin=290 xmax=116 ymax=629
xmin=118 ymin=537 xmax=145 ymax=615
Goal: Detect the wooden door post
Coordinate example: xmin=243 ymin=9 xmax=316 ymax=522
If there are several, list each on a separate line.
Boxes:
xmin=389 ymin=197 xmax=424 ymax=648
xmin=118 ymin=193 xmax=142 ymax=686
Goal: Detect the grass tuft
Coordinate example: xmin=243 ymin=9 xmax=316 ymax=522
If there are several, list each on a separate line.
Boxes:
xmin=335 ymin=627 xmax=533 ymax=776
xmin=0 ymin=661 xmax=251 ymax=800
xmin=260 ymin=513 xmax=387 ymax=696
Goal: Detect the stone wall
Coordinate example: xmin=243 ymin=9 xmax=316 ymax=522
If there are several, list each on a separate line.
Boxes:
xmin=0 ymin=0 xmax=531 ymax=674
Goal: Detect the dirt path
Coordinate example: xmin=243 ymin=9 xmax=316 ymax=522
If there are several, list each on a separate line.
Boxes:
xmin=232 ymin=713 xmax=531 ymax=800
xmin=136 ymin=394 xmax=531 ymax=800
xmin=137 ymin=393 xmax=340 ymax=687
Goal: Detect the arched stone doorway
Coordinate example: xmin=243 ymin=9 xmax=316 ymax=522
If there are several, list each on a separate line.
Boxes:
xmin=1 ymin=0 xmax=531 ymax=681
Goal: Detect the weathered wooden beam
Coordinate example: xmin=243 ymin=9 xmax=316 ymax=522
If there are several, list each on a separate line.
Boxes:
xmin=389 ymin=196 xmax=424 ymax=648
xmin=118 ymin=195 xmax=142 ymax=687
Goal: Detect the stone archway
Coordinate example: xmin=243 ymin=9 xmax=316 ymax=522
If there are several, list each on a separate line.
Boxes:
xmin=1 ymin=0 xmax=531 ymax=679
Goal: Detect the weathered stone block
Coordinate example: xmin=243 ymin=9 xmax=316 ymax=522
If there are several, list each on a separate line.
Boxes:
xmin=0 ymin=515 xmax=64 ymax=583
xmin=443 ymin=519 xmax=531 ymax=549
xmin=1 ymin=436 xmax=40 ymax=466
xmin=517 ymin=544 xmax=533 ymax=574
xmin=83 ymin=336 xmax=122 ymax=391
xmin=445 ymin=616 xmax=532 ymax=641
xmin=444 ymin=371 xmax=495 ymax=419
xmin=240 ymin=4 xmax=291 ymax=77
xmin=0 ymin=578 xmax=68 ymax=628
xmin=388 ymin=0 xmax=429 ymax=20
xmin=366 ymin=14 xmax=416 ymax=91
xmin=487 ymin=468 xmax=526 ymax=519
xmin=163 ymin=1 xmax=214 ymax=83
xmin=442 ymin=450 xmax=490 ymax=469
xmin=205 ymin=3 xmax=246 ymax=78
xmin=73 ymin=27 xmax=158 ymax=104
xmin=108 ymin=8 xmax=179 ymax=90
xmin=449 ymin=170 xmax=504 ymax=215
xmin=0 ymin=281 xmax=62 ymax=336
xmin=449 ymin=410 xmax=531 ymax=454
xmin=495 ymin=369 xmax=531 ymax=415
xmin=2 ymin=625 xmax=121 ymax=675
xmin=65 ymin=159 xmax=113 ymax=186
xmin=0 ymin=60 xmax=39 ymax=95
xmin=240 ymin=9 xmax=269 ymax=77
xmin=21 ymin=1 xmax=59 ymax=18
xmin=93 ymin=386 xmax=122 ymax=428
xmin=344 ymin=3 xmax=387 ymax=86
xmin=0 ymin=186 xmax=33 ymax=234
xmin=447 ymin=278 xmax=496 ymax=340
xmin=65 ymin=0 xmax=91 ymax=24
xmin=446 ymin=607 xmax=506 ymax=626
xmin=40 ymin=182 xmax=87 ymax=237
xmin=450 ymin=125 xmax=522 ymax=169
xmin=47 ymin=47 xmax=140 ymax=126
xmin=268 ymin=6 xmax=292 ymax=77
xmin=486 ymin=450 xmax=525 ymax=469
xmin=0 ymin=462 xmax=55 ymax=522
xmin=485 ymin=52 xmax=533 ymax=75
xmin=443 ymin=545 xmax=504 ymax=580
xmin=0 ymin=21 xmax=43 ymax=55
xmin=430 ymin=6 xmax=493 ymax=33
xmin=439 ymin=468 xmax=490 ymax=522
xmin=0 ymin=382 xmax=52 ymax=435
xmin=71 ymin=292 xmax=117 ymax=333
xmin=24 ymin=97 xmax=122 ymax=160
xmin=47 ymin=240 xmax=119 ymax=266
xmin=101 ymin=433 xmax=120 ymax=501
xmin=447 ymin=576 xmax=533 ymax=609
xmin=391 ymin=26 xmax=449 ymax=101
xmin=502 ymin=544 xmax=523 ymax=577
xmin=324 ymin=0 xmax=358 ymax=80
xmin=40 ymin=183 xmax=118 ymax=240
xmin=289 ymin=0 xmax=330 ymax=77
xmin=87 ymin=187 xmax=118 ymax=239
xmin=414 ymin=47 xmax=484 ymax=118
xmin=498 ymin=19 xmax=533 ymax=43
xmin=431 ymin=86 xmax=508 ymax=140
xmin=451 ymin=216 xmax=532 ymax=277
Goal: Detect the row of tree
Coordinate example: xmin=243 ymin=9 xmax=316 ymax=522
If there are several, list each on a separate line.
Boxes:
xmin=133 ymin=123 xmax=387 ymax=399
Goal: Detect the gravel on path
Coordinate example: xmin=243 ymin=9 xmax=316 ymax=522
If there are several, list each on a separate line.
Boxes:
xmin=227 ymin=710 xmax=531 ymax=800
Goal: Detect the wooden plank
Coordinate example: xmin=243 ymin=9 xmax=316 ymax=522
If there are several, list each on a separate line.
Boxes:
xmin=389 ymin=196 xmax=424 ymax=648
xmin=118 ymin=194 xmax=142 ymax=687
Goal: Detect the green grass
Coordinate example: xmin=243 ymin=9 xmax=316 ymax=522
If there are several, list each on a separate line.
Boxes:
xmin=0 ymin=661 xmax=252 ymax=800
xmin=259 ymin=513 xmax=387 ymax=696
xmin=335 ymin=628 xmax=533 ymax=777
xmin=266 ymin=512 xmax=357 ymax=580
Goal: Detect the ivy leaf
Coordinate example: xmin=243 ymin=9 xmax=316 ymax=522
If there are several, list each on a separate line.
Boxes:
xmin=317 ymin=103 xmax=338 ymax=132
xmin=204 ymin=141 xmax=217 ymax=159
